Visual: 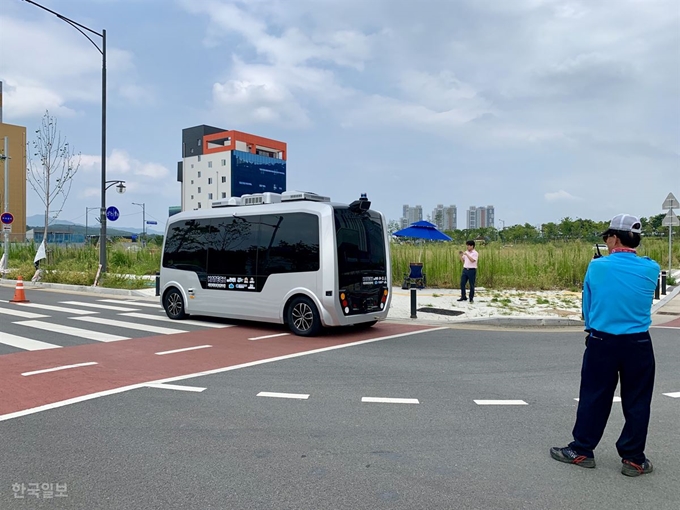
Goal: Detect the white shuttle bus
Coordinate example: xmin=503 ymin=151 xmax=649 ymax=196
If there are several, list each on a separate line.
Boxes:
xmin=159 ymin=191 xmax=391 ymax=336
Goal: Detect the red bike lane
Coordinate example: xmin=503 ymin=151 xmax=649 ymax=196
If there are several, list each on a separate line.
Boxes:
xmin=0 ymin=322 xmax=439 ymax=420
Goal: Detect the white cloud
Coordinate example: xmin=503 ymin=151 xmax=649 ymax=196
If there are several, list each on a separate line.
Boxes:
xmin=545 ymin=190 xmax=582 ymax=202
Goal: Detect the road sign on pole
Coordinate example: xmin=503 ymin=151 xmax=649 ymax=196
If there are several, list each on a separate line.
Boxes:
xmin=662 ymin=192 xmax=679 ymax=210
xmin=1 ymin=212 xmax=13 ymax=225
xmin=662 ymin=210 xmax=679 ymax=227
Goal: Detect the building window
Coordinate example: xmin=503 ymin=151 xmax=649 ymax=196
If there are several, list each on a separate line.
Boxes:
xmin=208 ymin=161 xmax=212 ymax=168
xmin=198 ymin=202 xmax=201 ymax=208
xmin=197 ymin=139 xmax=201 ymax=146
xmin=208 ymin=178 xmax=212 ymax=185
xmin=221 ymin=159 xmax=226 ymax=166
xmin=197 ymin=171 xmax=201 ymax=177
xmin=197 ymin=187 xmax=201 ymax=193
xmin=191 ymin=195 xmax=194 ymax=199
xmin=191 ymin=164 xmax=194 ymax=168
xmin=198 ymin=155 xmax=201 ymax=162
xmin=221 ymin=192 xmax=227 ymax=198
xmin=221 ymin=176 xmax=226 ymax=183
xmin=191 ymin=180 xmax=194 ymax=184
xmin=208 ymin=193 xmax=213 ymax=199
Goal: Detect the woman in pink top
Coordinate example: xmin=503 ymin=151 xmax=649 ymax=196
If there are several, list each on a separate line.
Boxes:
xmin=458 ymin=240 xmax=479 ymax=303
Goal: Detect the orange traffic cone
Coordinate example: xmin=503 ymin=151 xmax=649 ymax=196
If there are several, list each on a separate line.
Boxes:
xmin=9 ymin=276 xmax=29 ymax=303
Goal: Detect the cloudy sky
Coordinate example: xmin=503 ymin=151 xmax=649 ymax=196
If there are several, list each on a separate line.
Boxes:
xmin=1 ymin=0 xmax=678 ymax=231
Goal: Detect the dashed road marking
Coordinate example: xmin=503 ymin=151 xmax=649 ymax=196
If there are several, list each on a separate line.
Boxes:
xmin=663 ymin=392 xmax=680 ymax=398
xmin=60 ymin=301 xmax=139 ymax=312
xmin=22 ymin=362 xmax=98 ymax=377
xmin=0 ymin=332 xmax=61 ymax=351
xmin=99 ymin=299 xmax=161 ymax=309
xmin=71 ymin=316 xmax=186 ymax=335
xmin=575 ymin=397 xmax=621 ymax=402
xmin=145 ymin=383 xmax=206 ymax=392
xmin=249 ymin=333 xmax=290 ymax=341
xmin=257 ymin=392 xmax=310 ymax=400
xmin=0 ymin=306 xmax=49 ymax=319
xmin=14 ymin=303 xmax=97 ymax=315
xmin=474 ymin=400 xmax=528 ymax=406
xmin=15 ymin=320 xmax=129 ymax=342
xmin=120 ymin=312 xmax=231 ymax=328
xmin=155 ymin=345 xmax=212 ymax=356
xmin=362 ymin=397 xmax=419 ymax=404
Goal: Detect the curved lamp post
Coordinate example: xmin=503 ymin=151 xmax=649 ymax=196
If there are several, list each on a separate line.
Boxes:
xmin=23 ymin=0 xmax=108 ymax=271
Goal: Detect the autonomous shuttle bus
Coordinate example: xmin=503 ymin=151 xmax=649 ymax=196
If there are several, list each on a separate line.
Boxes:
xmin=159 ymin=191 xmax=391 ymax=336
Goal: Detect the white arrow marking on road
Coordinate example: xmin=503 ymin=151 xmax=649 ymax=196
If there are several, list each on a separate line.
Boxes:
xmin=362 ymin=397 xmax=420 ymax=404
xmin=22 ymin=362 xmax=98 ymax=377
xmin=663 ymin=392 xmax=680 ymax=398
xmin=257 ymin=392 xmax=310 ymax=400
xmin=145 ymin=383 xmax=206 ymax=392
xmin=155 ymin=345 xmax=212 ymax=355
xmin=474 ymin=400 xmax=528 ymax=405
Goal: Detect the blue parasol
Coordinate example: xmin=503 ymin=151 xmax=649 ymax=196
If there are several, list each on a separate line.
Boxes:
xmin=393 ymin=220 xmax=452 ymax=241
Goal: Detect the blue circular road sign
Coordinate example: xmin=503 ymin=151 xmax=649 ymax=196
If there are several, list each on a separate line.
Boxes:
xmin=1 ymin=212 xmax=14 ymax=225
xmin=106 ymin=206 xmax=120 ymax=222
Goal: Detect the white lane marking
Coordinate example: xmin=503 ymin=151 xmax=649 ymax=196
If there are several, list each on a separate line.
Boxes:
xmin=362 ymin=397 xmax=419 ymax=404
xmin=22 ymin=362 xmax=98 ymax=377
xmin=145 ymin=383 xmax=206 ymax=392
xmin=249 ymin=333 xmax=290 ymax=341
xmin=474 ymin=400 xmax=529 ymax=406
xmin=14 ymin=303 xmax=97 ymax=315
xmin=119 ymin=312 xmax=230 ymax=328
xmin=0 ymin=326 xmax=448 ymax=422
xmin=0 ymin=333 xmax=61 ymax=351
xmin=653 ymin=325 xmax=680 ymax=329
xmin=663 ymin=392 xmax=680 ymax=398
xmin=0 ymin=306 xmax=49 ymax=319
xmin=257 ymin=392 xmax=310 ymax=400
xmin=15 ymin=320 xmax=129 ymax=342
xmin=60 ymin=301 xmax=139 ymax=312
xmin=574 ymin=397 xmax=621 ymax=403
xmin=71 ymin=316 xmax=186 ymax=335
xmin=98 ymin=299 xmax=161 ymax=309
xmin=155 ymin=345 xmax=212 ymax=356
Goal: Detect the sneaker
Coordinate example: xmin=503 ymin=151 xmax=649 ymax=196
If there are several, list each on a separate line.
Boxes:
xmin=550 ymin=446 xmax=596 ymax=468
xmin=457 ymin=297 xmax=468 ymax=302
xmin=621 ymin=458 xmax=653 ymax=477
xmin=469 ymin=299 xmax=474 ymax=304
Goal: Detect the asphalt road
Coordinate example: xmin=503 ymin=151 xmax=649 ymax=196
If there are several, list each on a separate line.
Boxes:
xmin=0 ymin=297 xmax=678 ymax=510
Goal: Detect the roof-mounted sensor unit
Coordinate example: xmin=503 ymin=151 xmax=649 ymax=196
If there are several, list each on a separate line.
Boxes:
xmin=281 ymin=191 xmax=330 ymax=202
xmin=212 ymin=197 xmax=241 ymax=208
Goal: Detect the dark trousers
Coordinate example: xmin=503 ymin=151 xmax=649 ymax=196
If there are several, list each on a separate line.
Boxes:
xmin=569 ymin=330 xmax=655 ymax=464
xmin=460 ymin=268 xmax=476 ymax=300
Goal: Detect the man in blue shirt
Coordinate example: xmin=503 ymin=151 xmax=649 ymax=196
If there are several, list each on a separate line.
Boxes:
xmin=550 ymin=214 xmax=660 ymax=477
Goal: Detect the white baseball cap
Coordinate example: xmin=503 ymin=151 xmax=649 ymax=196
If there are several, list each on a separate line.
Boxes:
xmin=606 ymin=213 xmax=642 ymax=234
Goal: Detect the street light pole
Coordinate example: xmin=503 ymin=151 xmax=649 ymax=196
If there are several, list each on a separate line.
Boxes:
xmin=132 ymin=202 xmax=145 ymax=246
xmin=23 ymin=0 xmax=107 ymax=271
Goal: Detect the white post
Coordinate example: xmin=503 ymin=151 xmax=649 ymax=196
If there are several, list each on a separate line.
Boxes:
xmin=670 ymin=206 xmax=674 ymax=276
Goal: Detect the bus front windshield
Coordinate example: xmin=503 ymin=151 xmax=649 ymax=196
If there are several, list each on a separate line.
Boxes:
xmin=334 ymin=207 xmax=387 ymax=289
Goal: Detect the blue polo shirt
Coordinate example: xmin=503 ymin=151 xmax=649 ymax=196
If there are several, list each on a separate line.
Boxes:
xmin=582 ymin=252 xmax=660 ymax=335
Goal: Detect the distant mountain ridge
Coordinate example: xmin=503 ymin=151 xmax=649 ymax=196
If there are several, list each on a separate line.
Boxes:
xmin=26 ymin=214 xmax=164 ymax=235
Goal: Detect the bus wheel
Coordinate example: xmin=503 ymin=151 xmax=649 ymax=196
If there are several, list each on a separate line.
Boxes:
xmin=287 ymin=296 xmax=321 ymax=337
xmin=164 ymin=288 xmax=186 ymax=320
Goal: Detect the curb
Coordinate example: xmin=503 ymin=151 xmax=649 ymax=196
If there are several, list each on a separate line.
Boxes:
xmin=0 ymin=279 xmax=157 ymax=300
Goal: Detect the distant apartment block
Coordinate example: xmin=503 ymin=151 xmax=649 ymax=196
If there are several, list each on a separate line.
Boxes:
xmin=401 ymin=204 xmax=423 ymax=227
xmin=177 ymin=125 xmax=287 ymax=211
xmin=466 ymin=205 xmax=495 ymax=229
xmin=431 ymin=204 xmax=457 ymax=231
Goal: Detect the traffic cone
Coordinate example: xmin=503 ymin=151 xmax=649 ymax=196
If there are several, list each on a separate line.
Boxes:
xmin=9 ymin=276 xmax=29 ymax=303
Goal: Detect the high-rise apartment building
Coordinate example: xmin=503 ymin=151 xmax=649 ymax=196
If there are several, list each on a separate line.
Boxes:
xmin=466 ymin=205 xmax=495 ymax=229
xmin=401 ymin=204 xmax=423 ymax=227
xmin=431 ymin=204 xmax=457 ymax=231
xmin=0 ymin=82 xmax=27 ymax=242
xmin=177 ymin=125 xmax=287 ymax=211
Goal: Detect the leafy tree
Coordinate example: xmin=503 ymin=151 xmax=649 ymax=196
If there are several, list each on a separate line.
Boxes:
xmin=27 ymin=111 xmax=81 ymax=246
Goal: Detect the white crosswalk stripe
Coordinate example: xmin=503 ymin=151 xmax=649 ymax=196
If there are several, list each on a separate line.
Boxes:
xmin=12 ymin=303 xmax=97 ymax=315
xmin=0 ymin=306 xmax=49 ymax=319
xmin=119 ymin=312 xmax=231 ymax=328
xmin=98 ymin=299 xmax=161 ymax=309
xmin=60 ymin=301 xmax=140 ymax=312
xmin=14 ymin=320 xmax=129 ymax=342
xmin=0 ymin=332 xmax=61 ymax=351
xmin=71 ymin=316 xmax=187 ymax=335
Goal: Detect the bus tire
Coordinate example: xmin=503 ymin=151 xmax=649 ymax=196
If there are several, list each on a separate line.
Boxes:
xmin=287 ymin=296 xmax=322 ymax=337
xmin=164 ymin=288 xmax=186 ymax=320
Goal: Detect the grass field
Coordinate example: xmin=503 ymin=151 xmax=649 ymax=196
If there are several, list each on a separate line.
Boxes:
xmin=1 ymin=238 xmax=677 ymax=290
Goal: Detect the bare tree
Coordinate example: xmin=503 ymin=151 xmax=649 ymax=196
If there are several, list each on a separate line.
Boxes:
xmin=27 ymin=111 xmax=81 ymax=246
